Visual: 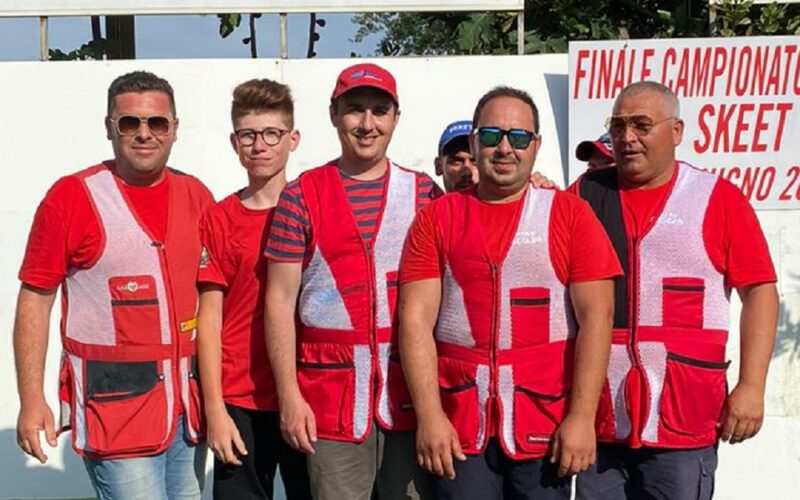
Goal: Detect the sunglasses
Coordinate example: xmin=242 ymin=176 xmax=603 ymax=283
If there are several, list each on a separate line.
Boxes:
xmin=475 ymin=127 xmax=539 ymax=150
xmin=605 ymin=115 xmax=676 ymax=137
xmin=109 ymin=115 xmax=173 ymax=136
xmin=234 ymin=128 xmax=290 ymax=147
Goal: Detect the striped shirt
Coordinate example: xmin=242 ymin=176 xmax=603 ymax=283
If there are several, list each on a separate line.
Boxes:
xmin=266 ymin=163 xmax=442 ymax=263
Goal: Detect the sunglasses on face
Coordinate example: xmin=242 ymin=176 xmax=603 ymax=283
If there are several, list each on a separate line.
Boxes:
xmin=109 ymin=115 xmax=173 ymax=136
xmin=605 ymin=115 xmax=676 ymax=137
xmin=475 ymin=127 xmax=538 ymax=150
xmin=234 ymin=128 xmax=290 ymax=147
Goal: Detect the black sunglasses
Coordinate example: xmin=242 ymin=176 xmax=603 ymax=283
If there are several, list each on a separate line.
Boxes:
xmin=475 ymin=127 xmax=539 ymax=150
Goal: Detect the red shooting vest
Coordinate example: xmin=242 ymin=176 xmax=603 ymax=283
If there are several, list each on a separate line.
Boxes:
xmin=432 ymin=187 xmax=576 ymax=460
xmin=295 ymin=162 xmax=418 ymax=442
xmin=579 ymin=163 xmax=730 ymax=449
xmin=57 ymin=165 xmax=208 ymax=459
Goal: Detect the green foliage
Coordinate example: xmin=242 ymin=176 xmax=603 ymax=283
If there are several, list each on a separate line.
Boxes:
xmin=714 ymin=0 xmax=800 ymax=37
xmin=352 ymin=0 xmax=800 ymax=56
xmin=217 ymin=13 xmax=242 ymax=38
xmin=49 ymin=39 xmax=113 ymax=60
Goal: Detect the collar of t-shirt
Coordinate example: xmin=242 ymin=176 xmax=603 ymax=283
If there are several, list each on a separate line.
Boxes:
xmin=619 ymin=162 xmax=679 ymax=239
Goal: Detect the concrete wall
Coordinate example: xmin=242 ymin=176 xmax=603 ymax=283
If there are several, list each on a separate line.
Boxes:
xmin=0 ymin=55 xmax=796 ymax=499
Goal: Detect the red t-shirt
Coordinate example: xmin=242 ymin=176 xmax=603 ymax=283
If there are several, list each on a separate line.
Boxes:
xmin=198 ymin=193 xmax=277 ymax=411
xmin=568 ymin=164 xmax=776 ymax=289
xmin=400 ymin=187 xmax=623 ymax=285
xmin=265 ymin=161 xmax=443 ymax=263
xmin=18 ymin=161 xmax=205 ymax=290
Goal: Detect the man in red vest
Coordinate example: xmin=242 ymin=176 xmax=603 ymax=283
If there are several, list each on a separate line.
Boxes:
xmin=264 ymin=63 xmax=441 ymax=500
xmin=14 ymin=71 xmax=214 ymax=498
xmin=435 ymin=120 xmax=478 ymax=192
xmin=571 ymin=81 xmax=778 ymax=499
xmin=398 ymin=86 xmax=622 ymax=499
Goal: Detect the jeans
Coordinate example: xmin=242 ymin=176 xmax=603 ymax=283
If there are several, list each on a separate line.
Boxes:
xmin=83 ymin=417 xmax=207 ymax=500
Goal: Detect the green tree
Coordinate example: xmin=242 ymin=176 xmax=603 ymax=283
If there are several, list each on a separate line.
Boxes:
xmin=352 ymin=0 xmax=800 ymax=56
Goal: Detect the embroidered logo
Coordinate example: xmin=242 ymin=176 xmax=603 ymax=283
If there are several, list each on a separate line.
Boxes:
xmin=660 ymin=211 xmax=684 ymax=225
xmin=513 ymin=230 xmax=543 ymax=245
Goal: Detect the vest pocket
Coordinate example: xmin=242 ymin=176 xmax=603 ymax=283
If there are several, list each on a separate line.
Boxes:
xmin=84 ymin=360 xmax=168 ymax=455
xmin=659 ymin=353 xmax=729 ymax=436
xmin=438 ymin=357 xmax=480 ymax=451
xmin=513 ymin=385 xmax=569 ymax=454
xmin=662 ymin=277 xmax=705 ymax=329
xmin=296 ymin=342 xmax=356 ymax=439
xmin=108 ymin=275 xmax=161 ymax=345
xmin=510 ymin=287 xmax=550 ymax=345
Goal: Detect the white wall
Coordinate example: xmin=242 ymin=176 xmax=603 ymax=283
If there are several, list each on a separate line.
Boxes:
xmin=0 ymin=55 xmax=796 ymax=499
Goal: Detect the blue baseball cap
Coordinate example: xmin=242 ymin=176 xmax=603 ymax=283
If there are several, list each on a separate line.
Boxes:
xmin=438 ymin=120 xmax=473 ymax=155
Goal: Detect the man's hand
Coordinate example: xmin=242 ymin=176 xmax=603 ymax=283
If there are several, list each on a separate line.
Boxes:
xmin=415 ymin=410 xmax=466 ymax=479
xmin=279 ymin=394 xmax=317 ymax=454
xmin=531 ymin=171 xmax=558 ymax=189
xmin=719 ymin=382 xmax=765 ymax=444
xmin=17 ymin=398 xmax=57 ymax=464
xmin=550 ymin=412 xmax=596 ymax=477
xmin=206 ymin=406 xmax=248 ymax=465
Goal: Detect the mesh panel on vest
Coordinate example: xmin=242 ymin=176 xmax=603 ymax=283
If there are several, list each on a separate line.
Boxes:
xmin=498 ymin=364 xmax=516 ymax=455
xmin=70 ymin=354 xmax=86 ymax=451
xmin=638 ymin=164 xmax=729 ymax=330
xmin=65 ymin=170 xmax=172 ymax=346
xmin=299 ymin=247 xmax=354 ymax=330
xmin=498 ymin=189 xmax=574 ymax=349
xmin=608 ymin=345 xmax=633 ymax=439
xmin=376 ymin=342 xmax=392 ymax=426
xmin=435 ymin=264 xmax=475 ymax=346
xmin=353 ymin=345 xmax=372 ymax=439
xmin=638 ymin=341 xmax=668 ymax=443
xmin=374 ymin=165 xmax=417 ymax=329
xmin=476 ymin=364 xmax=491 ymax=450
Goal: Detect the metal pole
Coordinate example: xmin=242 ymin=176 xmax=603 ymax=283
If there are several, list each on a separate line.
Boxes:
xmin=39 ymin=16 xmax=48 ymax=61
xmin=517 ymin=11 xmax=524 ymax=55
xmin=279 ymin=13 xmax=288 ymax=59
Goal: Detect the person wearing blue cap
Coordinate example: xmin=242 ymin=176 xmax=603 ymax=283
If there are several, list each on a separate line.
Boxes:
xmin=435 ymin=120 xmax=477 ymax=192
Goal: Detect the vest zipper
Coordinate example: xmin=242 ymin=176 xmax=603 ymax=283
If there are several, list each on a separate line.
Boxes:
xmin=365 ymin=242 xmax=380 ymax=401
xmin=629 ymin=237 xmax=641 ymax=368
xmin=489 ymin=263 xmax=499 ymax=400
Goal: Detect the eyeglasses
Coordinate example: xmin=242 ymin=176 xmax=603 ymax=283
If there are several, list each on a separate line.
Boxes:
xmin=475 ymin=127 xmax=539 ymax=150
xmin=234 ymin=128 xmax=290 ymax=147
xmin=605 ymin=115 xmax=677 ymax=137
xmin=109 ymin=115 xmax=173 ymax=136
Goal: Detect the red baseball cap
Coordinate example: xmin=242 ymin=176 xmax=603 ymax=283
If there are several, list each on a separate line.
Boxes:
xmin=575 ymin=133 xmax=614 ymax=161
xmin=331 ymin=63 xmax=399 ymax=105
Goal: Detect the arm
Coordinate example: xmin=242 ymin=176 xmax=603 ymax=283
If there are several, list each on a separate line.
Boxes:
xmin=552 ymin=279 xmax=613 ymax=476
xmin=399 ymin=278 xmax=465 ymax=479
xmin=719 ymin=282 xmax=779 ymax=444
xmin=264 ymin=260 xmax=316 ymax=454
xmin=196 ymin=285 xmax=247 ymax=464
xmin=14 ymin=284 xmax=58 ymax=464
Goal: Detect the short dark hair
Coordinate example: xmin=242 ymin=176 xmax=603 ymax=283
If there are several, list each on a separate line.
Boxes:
xmin=107 ymin=71 xmax=176 ymax=116
xmin=231 ymin=78 xmax=294 ymax=128
xmin=472 ymin=86 xmax=539 ymax=135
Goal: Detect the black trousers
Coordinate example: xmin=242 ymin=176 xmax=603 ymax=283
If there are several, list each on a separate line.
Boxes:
xmin=436 ymin=438 xmax=571 ymax=500
xmin=213 ymin=404 xmax=311 ymax=500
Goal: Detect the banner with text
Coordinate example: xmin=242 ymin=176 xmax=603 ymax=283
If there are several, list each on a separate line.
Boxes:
xmin=568 ymin=36 xmax=800 ymax=210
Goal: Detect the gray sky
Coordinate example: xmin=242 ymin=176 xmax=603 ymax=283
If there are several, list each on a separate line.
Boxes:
xmin=0 ymin=13 xmax=379 ymax=60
